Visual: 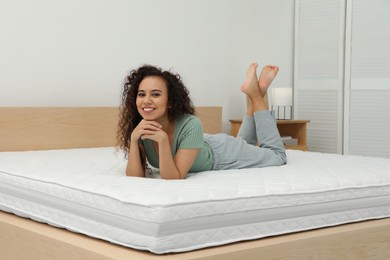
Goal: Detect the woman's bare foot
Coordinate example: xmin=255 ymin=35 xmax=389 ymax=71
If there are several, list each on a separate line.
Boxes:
xmin=258 ymin=65 xmax=279 ymax=96
xmin=241 ymin=63 xmax=261 ymax=98
xmin=241 ymin=63 xmax=268 ymax=114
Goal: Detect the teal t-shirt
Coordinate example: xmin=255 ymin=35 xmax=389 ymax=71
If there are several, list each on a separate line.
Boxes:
xmin=142 ymin=114 xmax=213 ymax=173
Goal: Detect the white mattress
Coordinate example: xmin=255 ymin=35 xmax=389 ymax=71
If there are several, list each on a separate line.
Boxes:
xmin=0 ymin=147 xmax=390 ymax=254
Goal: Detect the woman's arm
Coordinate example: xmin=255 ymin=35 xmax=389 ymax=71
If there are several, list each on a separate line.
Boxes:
xmin=157 ymin=137 xmax=199 ymax=179
xmin=157 ymin=116 xmax=204 ymax=179
xmin=126 ymin=139 xmax=146 ymax=177
xmin=126 ymin=119 xmax=162 ymax=177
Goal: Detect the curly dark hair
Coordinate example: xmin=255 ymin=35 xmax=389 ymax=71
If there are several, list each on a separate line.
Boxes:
xmin=117 ymin=65 xmax=195 ymax=157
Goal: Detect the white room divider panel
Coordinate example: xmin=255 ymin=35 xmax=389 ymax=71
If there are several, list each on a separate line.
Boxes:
xmin=344 ymin=0 xmax=390 ymax=158
xmin=296 ymin=0 xmax=390 ymax=158
xmin=294 ymin=0 xmax=345 ymax=153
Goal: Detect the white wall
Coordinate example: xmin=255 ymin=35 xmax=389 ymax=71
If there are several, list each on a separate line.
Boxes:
xmin=0 ymin=0 xmax=294 ymax=132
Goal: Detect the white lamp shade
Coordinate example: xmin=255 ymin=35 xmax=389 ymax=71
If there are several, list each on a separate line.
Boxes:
xmin=271 ymin=87 xmax=293 ymax=106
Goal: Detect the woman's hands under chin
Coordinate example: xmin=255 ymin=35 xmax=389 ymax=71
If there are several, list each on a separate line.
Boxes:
xmin=131 ymin=119 xmax=167 ymax=143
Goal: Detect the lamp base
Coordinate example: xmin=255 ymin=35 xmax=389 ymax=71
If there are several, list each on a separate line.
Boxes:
xmin=272 ymin=105 xmax=293 ymax=120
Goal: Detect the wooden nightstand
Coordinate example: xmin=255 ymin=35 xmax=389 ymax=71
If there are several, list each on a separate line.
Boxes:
xmin=229 ymin=119 xmax=310 ymax=151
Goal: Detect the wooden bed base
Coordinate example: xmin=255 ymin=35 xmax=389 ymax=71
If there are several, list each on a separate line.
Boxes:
xmin=1 ymin=107 xmax=390 ymax=259
xmin=1 ymin=211 xmax=389 ymax=260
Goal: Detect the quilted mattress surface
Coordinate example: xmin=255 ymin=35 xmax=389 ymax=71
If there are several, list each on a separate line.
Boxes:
xmin=1 ymin=147 xmax=390 ymax=253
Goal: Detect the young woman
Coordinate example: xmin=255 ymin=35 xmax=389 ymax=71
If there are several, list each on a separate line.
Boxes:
xmin=117 ymin=63 xmax=287 ymax=179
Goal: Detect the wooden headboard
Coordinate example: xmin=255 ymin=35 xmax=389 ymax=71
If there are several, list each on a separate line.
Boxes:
xmin=0 ymin=107 xmax=222 ymax=152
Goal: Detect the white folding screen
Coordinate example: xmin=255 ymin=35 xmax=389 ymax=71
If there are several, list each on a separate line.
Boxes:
xmin=295 ymin=0 xmax=390 ymax=158
xmin=345 ymin=0 xmax=390 ymax=158
xmin=294 ymin=0 xmax=345 ymax=153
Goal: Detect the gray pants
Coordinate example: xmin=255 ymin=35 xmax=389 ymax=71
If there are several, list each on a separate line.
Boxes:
xmin=204 ymin=111 xmax=287 ymax=170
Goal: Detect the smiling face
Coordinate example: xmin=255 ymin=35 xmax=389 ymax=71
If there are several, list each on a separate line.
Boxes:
xmin=136 ymin=76 xmax=170 ymax=123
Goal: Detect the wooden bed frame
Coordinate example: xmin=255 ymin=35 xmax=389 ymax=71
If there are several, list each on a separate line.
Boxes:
xmin=1 ymin=107 xmax=390 ymax=259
